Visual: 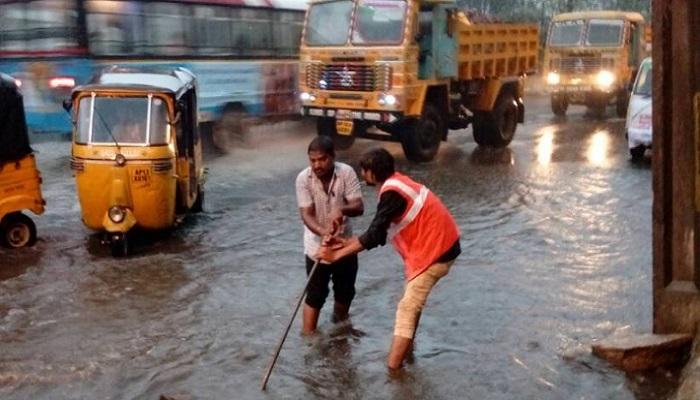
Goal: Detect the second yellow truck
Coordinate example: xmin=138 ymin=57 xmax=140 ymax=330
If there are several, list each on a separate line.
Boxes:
xmin=298 ymin=0 xmax=538 ymax=162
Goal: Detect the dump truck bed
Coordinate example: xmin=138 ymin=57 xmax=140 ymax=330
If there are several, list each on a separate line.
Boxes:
xmin=453 ymin=14 xmax=539 ymax=80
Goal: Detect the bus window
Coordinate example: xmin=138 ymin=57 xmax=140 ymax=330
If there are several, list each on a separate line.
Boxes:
xmin=273 ymin=10 xmax=304 ymax=56
xmin=193 ymin=6 xmax=232 ymax=55
xmin=232 ymin=8 xmax=272 ymax=56
xmin=86 ymin=1 xmax=144 ymax=55
xmin=144 ymin=2 xmax=189 ymax=56
xmin=0 ymin=0 xmax=79 ymax=52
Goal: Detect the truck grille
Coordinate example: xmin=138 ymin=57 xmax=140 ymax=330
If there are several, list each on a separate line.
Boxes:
xmin=550 ymin=57 xmax=614 ymax=74
xmin=306 ymin=63 xmax=391 ymax=92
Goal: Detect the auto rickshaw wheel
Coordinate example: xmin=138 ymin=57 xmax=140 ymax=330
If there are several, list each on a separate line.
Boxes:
xmin=1 ymin=213 xmax=37 ymax=248
xmin=110 ymin=234 xmax=130 ymax=257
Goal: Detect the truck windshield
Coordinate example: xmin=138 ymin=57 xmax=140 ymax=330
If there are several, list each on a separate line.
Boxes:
xmin=351 ymin=0 xmax=407 ymax=45
xmin=633 ymin=61 xmax=652 ymax=96
xmin=305 ymin=0 xmax=354 ymax=45
xmin=76 ymin=95 xmax=169 ymax=145
xmin=586 ymin=19 xmax=624 ymax=47
xmin=549 ymin=20 xmax=584 ymax=46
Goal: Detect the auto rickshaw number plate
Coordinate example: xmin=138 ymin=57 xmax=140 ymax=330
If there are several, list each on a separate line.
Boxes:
xmin=132 ymin=168 xmax=152 ymax=186
xmin=336 ymin=119 xmax=354 ymax=136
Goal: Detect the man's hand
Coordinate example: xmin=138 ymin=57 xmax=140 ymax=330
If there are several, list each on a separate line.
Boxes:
xmin=317 ymin=243 xmax=339 ymax=263
xmin=328 ymin=208 xmax=345 ymax=236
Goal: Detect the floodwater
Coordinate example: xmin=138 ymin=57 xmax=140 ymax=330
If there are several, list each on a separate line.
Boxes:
xmin=1 ymin=96 xmax=672 ymax=399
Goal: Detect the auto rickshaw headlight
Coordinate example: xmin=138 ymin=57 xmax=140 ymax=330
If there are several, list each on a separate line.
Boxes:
xmin=108 ymin=206 xmax=126 ymax=223
xmin=115 ymin=154 xmax=126 ymax=166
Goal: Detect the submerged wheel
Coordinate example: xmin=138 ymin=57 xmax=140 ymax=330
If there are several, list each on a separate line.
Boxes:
xmin=110 ymin=234 xmax=130 ymax=257
xmin=317 ymin=118 xmax=355 ymax=150
xmin=551 ymin=95 xmax=568 ymax=117
xmin=400 ymin=104 xmax=444 ymax=162
xmin=630 ymin=146 xmax=646 ymax=161
xmin=616 ymin=90 xmax=629 ymax=118
xmin=191 ymin=184 xmax=204 ymax=213
xmin=1 ymin=213 xmax=37 ymax=248
xmin=212 ymin=105 xmax=247 ymax=152
xmin=473 ymin=93 xmax=518 ymax=148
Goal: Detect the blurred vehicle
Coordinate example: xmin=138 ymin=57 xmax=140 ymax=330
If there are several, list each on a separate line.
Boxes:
xmin=543 ymin=11 xmax=650 ymax=118
xmin=67 ymin=67 xmax=204 ymax=256
xmin=0 ymin=72 xmax=45 ymax=248
xmin=0 ymin=0 xmax=305 ymax=147
xmin=298 ymin=0 xmax=539 ymax=162
xmin=625 ymin=57 xmax=652 ymax=160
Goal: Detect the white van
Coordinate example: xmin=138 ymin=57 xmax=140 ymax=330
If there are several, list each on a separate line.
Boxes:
xmin=625 ymin=57 xmax=652 ymax=160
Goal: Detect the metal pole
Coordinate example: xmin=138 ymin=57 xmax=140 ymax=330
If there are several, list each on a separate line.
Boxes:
xmin=261 ymin=258 xmax=322 ymax=391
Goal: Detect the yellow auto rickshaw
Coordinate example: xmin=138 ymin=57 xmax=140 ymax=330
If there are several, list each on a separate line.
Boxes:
xmin=67 ymin=67 xmax=205 ymax=256
xmin=0 ymin=72 xmax=45 ymax=248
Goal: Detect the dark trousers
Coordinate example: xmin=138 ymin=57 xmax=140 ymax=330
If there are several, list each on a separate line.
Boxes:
xmin=304 ymin=254 xmax=358 ymax=309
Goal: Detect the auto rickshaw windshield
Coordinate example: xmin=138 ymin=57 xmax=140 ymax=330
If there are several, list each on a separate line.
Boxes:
xmin=75 ymin=95 xmax=169 ymax=145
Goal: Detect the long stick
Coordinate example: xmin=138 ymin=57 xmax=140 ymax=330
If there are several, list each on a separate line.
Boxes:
xmin=261 ymin=258 xmax=322 ymax=391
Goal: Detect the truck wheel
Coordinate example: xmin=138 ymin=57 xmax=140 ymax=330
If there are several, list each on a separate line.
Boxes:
xmin=551 ymin=95 xmax=568 ymax=116
xmin=401 ymin=104 xmax=444 ymax=162
xmin=473 ymin=94 xmax=518 ymax=148
xmin=1 ymin=213 xmax=37 ymax=248
xmin=317 ymin=118 xmax=355 ymax=150
xmin=616 ymin=90 xmax=629 ymax=118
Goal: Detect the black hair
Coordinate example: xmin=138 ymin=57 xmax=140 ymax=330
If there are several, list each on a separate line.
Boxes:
xmin=307 ymin=135 xmax=335 ymax=157
xmin=360 ymin=147 xmax=395 ymax=182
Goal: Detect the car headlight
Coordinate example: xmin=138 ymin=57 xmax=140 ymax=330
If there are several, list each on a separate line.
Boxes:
xmin=596 ymin=70 xmax=615 ymax=89
xmin=546 ymin=72 xmax=560 ymax=85
xmin=108 ymin=206 xmax=126 ymax=223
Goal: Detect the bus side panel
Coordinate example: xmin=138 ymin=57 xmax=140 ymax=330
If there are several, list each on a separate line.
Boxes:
xmin=103 ymin=60 xmax=299 ymax=123
xmin=0 ymin=58 xmax=94 ymax=134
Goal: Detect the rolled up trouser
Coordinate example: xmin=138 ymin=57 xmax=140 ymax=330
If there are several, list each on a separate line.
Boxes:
xmin=393 ymin=260 xmax=454 ymax=339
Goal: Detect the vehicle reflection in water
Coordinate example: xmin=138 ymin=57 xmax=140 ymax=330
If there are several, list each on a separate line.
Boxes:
xmin=536 ymin=126 xmax=556 ymax=166
xmin=587 ymin=130 xmax=611 ymax=166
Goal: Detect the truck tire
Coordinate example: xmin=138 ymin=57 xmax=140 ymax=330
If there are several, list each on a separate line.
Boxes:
xmin=473 ymin=93 xmax=518 ymax=148
xmin=551 ymin=95 xmax=568 ymax=117
xmin=213 ymin=106 xmax=246 ymax=152
xmin=400 ymin=104 xmax=444 ymax=162
xmin=317 ymin=117 xmax=355 ymax=150
xmin=616 ymin=90 xmax=629 ymax=118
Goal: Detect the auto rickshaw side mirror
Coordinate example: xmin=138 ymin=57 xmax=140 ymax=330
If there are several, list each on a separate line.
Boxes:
xmin=62 ymin=98 xmax=72 ymax=113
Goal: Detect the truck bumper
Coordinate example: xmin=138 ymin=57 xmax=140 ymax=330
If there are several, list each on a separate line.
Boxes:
xmin=301 ymin=106 xmax=400 ymax=123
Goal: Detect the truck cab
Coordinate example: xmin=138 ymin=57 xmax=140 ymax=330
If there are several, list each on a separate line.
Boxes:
xmin=543 ymin=11 xmax=648 ymax=118
xmin=299 ymin=0 xmax=538 ymax=162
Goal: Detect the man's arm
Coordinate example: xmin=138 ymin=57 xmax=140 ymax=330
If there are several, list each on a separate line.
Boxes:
xmin=299 ymin=205 xmax=330 ymax=236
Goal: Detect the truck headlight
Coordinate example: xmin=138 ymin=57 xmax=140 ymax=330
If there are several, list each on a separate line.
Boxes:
xmin=299 ymin=92 xmax=316 ymax=102
xmin=378 ymin=94 xmax=397 ymax=106
xmin=596 ymin=70 xmax=615 ymax=89
xmin=546 ymin=72 xmax=560 ymax=85
xmin=108 ymin=206 xmax=126 ymax=223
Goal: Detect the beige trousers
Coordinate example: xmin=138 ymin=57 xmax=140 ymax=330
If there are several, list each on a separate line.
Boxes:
xmin=394 ymin=260 xmax=454 ymax=338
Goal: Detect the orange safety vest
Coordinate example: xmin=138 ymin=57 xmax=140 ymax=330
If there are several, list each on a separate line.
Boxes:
xmin=379 ymin=173 xmax=460 ymax=281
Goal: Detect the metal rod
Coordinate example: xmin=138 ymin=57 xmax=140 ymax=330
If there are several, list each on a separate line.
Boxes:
xmin=261 ymin=258 xmax=322 ymax=391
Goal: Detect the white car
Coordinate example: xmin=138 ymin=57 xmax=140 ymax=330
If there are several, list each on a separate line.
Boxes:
xmin=625 ymin=57 xmax=652 ymax=160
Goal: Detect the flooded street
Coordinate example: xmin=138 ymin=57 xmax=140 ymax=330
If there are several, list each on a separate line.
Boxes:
xmin=0 ymin=95 xmax=666 ymax=399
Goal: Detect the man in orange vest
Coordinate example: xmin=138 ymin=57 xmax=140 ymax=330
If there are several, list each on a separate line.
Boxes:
xmin=317 ymin=147 xmax=461 ymax=370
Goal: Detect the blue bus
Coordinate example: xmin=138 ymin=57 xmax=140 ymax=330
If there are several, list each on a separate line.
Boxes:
xmin=0 ymin=0 xmax=305 ymax=139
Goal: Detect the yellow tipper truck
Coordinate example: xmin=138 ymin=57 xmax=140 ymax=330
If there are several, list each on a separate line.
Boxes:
xmin=298 ymin=0 xmax=539 ymax=162
xmin=543 ymin=11 xmax=649 ymax=118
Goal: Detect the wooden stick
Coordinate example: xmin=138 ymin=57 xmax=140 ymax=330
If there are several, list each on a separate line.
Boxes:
xmin=261 ymin=258 xmax=322 ymax=391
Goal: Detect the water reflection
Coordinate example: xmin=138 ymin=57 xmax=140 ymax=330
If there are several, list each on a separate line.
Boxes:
xmin=587 ymin=130 xmax=611 ymax=166
xmin=536 ymin=126 xmax=556 ymax=166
